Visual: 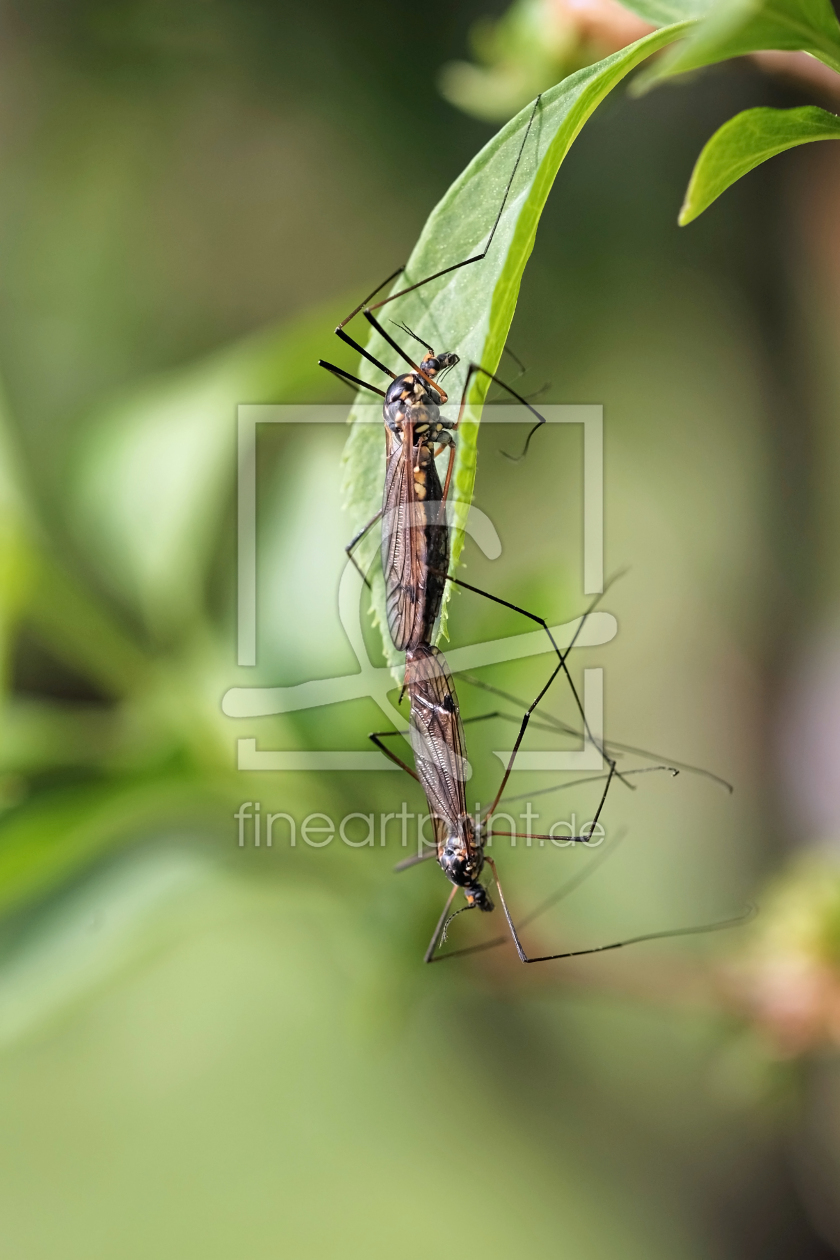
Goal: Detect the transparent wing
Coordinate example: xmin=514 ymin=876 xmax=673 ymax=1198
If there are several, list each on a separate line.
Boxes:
xmin=406 ymin=646 xmax=470 ymax=825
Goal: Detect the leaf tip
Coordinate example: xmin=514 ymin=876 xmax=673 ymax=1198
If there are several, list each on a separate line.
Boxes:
xmin=677 ymin=199 xmax=696 ymax=227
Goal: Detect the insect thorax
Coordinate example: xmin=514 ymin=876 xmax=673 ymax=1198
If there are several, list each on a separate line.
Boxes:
xmin=437 ymin=816 xmax=483 ymax=888
xmin=384 ymin=375 xmax=442 ymax=433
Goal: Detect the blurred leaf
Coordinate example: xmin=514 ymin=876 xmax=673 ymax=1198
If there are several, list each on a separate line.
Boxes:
xmin=439 ymin=0 xmax=586 ymax=123
xmin=679 ymin=105 xmax=840 ymax=224
xmin=636 ymin=0 xmax=840 ymax=90
xmin=25 ymin=551 xmax=151 ymax=699
xmin=0 ymin=370 xmax=153 ymax=706
xmin=0 ymin=776 xmax=229 ymax=919
xmin=0 ymin=701 xmax=124 ymax=774
xmin=618 ymin=0 xmax=714 ymax=22
xmin=341 ymin=22 xmax=691 ymax=658
xmin=0 ymin=389 xmax=39 ymax=697
xmin=0 ymin=359 xmax=157 ymax=729
xmin=70 ymin=307 xmax=335 ymax=642
xmin=0 ymin=846 xmax=215 ymax=1051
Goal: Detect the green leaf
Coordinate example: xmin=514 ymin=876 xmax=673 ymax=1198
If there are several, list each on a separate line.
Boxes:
xmin=637 ymin=0 xmax=840 ymax=89
xmin=679 ymin=104 xmax=840 ymax=224
xmin=340 ymin=22 xmax=691 ymax=660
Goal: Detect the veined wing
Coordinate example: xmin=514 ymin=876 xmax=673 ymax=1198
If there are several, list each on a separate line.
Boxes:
xmin=381 ymin=441 xmax=449 ymax=651
xmin=406 ymin=646 xmax=470 ymax=826
xmin=381 ymin=440 xmax=418 ymax=651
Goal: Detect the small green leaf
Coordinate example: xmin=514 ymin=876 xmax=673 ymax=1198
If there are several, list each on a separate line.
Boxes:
xmin=679 ymin=105 xmax=840 ymax=223
xmin=637 ymin=0 xmax=840 ymax=89
xmin=341 ymin=22 xmax=691 ymax=659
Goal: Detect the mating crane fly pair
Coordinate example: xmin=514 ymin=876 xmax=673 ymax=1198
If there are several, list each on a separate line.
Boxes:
xmin=318 ymin=93 xmax=750 ymax=963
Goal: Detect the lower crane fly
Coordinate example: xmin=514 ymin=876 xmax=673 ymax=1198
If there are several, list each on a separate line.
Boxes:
xmin=373 ymin=639 xmax=751 ymax=964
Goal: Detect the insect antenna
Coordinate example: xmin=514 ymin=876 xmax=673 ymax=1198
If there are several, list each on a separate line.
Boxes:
xmin=390 ymin=320 xmax=435 ymax=355
xmin=441 ymin=901 xmax=478 ymax=945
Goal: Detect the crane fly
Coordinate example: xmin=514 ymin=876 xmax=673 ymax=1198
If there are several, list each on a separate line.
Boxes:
xmin=318 ymin=95 xmax=547 ymax=651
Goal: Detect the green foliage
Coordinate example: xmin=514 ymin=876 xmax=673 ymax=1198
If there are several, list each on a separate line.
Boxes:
xmin=0 ymin=306 xmax=334 ymax=914
xmin=438 ymin=0 xmax=840 ymax=243
xmin=680 ymin=105 xmax=840 ymax=223
xmin=4 ymin=0 xmax=835 ymax=921
xmin=0 ymin=10 xmax=815 ymax=1252
xmin=341 ymin=22 xmax=691 ymax=660
xmin=637 ymin=0 xmax=840 ymax=89
xmin=70 ymin=310 xmax=333 ymax=642
xmin=0 ymin=777 xmax=214 ymax=919
xmin=347 ymin=0 xmax=840 ymax=661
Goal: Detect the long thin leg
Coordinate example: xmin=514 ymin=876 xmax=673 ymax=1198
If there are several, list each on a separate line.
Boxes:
xmin=337 ymin=267 xmax=405 ymax=332
xmin=433 ymin=569 xmax=624 ymax=812
xmin=372 ymin=723 xmax=442 ymax=869
xmin=394 ymin=851 xmax=436 ymax=873
xmin=487 ymin=856 xmax=754 ymax=965
xmin=361 ymin=310 xmax=445 ymax=398
xmin=424 ymin=886 xmax=459 ymax=964
xmin=328 ymin=96 xmax=542 ymax=422
xmin=346 ymin=507 xmax=384 ymax=587
xmin=451 ymin=361 xmax=546 ymax=459
xmin=318 ymin=360 xmax=387 ymax=398
xmin=329 ymin=96 xmax=541 ymax=386
xmin=366 ymin=95 xmax=542 ymax=318
xmin=461 ymin=706 xmax=605 ymax=746
xmin=497 ymin=765 xmax=679 ymax=809
xmin=501 ymin=343 xmax=526 ymax=377
xmin=441 ymin=442 xmax=456 ymax=504
xmin=487 ymin=830 xmax=599 ymax=843
xmin=333 ymin=327 xmax=397 ymax=381
xmin=460 ymin=578 xmax=622 ymax=832
xmin=464 ymin=705 xmax=634 ymax=775
xmin=458 ymin=672 xmax=734 ymax=794
xmin=429 ymin=828 xmax=628 ymax=962
xmin=459 ymin=711 xmax=647 ymax=791
xmin=460 ymin=719 xmax=678 ymax=816
xmin=459 ymin=710 xmax=519 ymax=728
xmin=368 ymin=729 xmax=419 ymax=782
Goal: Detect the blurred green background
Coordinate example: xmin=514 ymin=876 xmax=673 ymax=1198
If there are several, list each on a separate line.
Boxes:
xmin=2 ymin=0 xmax=840 ymax=1256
